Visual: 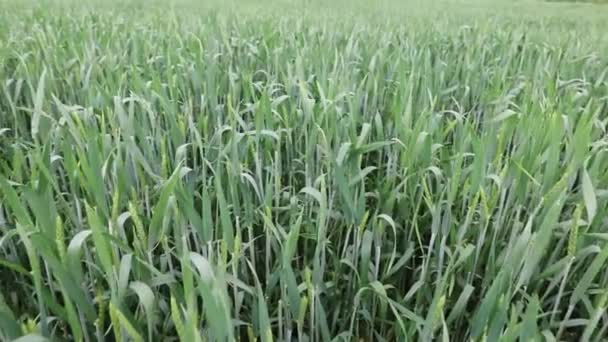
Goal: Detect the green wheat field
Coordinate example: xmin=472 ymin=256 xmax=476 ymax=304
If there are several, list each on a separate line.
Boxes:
xmin=0 ymin=0 xmax=607 ymax=341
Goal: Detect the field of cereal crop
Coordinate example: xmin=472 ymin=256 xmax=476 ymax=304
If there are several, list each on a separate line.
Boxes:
xmin=1 ymin=0 xmax=607 ymax=340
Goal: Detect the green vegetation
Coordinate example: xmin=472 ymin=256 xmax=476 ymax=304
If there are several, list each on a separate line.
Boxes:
xmin=0 ymin=0 xmax=607 ymax=341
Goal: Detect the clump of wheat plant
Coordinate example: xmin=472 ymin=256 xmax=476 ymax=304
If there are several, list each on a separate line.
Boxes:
xmin=0 ymin=0 xmax=607 ymax=341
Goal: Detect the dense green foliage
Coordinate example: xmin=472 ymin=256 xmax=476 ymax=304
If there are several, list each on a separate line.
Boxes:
xmin=1 ymin=1 xmax=607 ymax=341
